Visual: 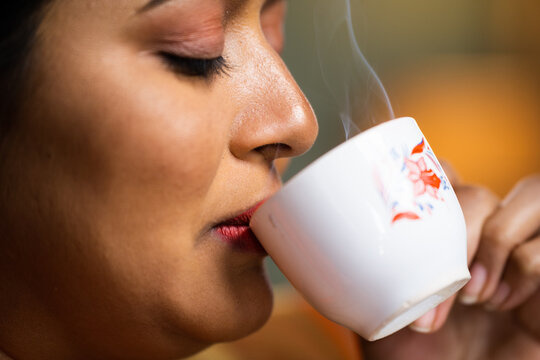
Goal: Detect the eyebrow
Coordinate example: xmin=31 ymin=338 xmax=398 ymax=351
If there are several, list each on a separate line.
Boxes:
xmin=139 ymin=0 xmax=277 ymax=14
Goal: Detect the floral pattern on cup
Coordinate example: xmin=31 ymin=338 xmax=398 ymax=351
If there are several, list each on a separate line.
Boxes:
xmin=374 ymin=137 xmax=451 ymax=224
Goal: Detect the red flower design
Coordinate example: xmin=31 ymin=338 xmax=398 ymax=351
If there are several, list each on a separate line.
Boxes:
xmin=392 ymin=211 xmax=421 ymax=223
xmin=406 ymin=157 xmax=441 ymax=198
xmin=411 ymin=138 xmax=425 ymax=155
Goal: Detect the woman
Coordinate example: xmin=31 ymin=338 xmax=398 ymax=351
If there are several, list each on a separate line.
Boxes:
xmin=0 ymin=0 xmax=538 ymax=359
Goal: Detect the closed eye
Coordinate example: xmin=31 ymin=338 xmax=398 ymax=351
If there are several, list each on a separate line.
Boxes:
xmin=159 ymin=52 xmax=230 ymax=79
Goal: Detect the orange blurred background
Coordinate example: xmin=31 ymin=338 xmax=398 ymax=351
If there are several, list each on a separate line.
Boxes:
xmin=284 ymin=0 xmax=540 ymax=197
xmin=389 ymin=53 xmax=540 ymax=196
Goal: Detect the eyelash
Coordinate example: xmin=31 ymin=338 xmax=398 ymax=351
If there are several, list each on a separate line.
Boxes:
xmin=159 ymin=52 xmax=230 ymax=79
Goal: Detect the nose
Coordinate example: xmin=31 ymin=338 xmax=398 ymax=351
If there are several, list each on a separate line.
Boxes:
xmin=228 ymin=35 xmax=318 ymax=163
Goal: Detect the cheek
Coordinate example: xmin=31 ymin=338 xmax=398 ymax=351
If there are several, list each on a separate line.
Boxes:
xmin=23 ymin=44 xmax=236 ymax=294
xmin=97 ymin=55 xmax=228 ymax=196
xmin=38 ymin=45 xmax=230 ymax=217
xmin=15 ymin=37 xmax=274 ymax=350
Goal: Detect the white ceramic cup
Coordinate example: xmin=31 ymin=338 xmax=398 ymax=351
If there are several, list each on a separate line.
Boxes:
xmin=250 ymin=117 xmax=470 ymax=341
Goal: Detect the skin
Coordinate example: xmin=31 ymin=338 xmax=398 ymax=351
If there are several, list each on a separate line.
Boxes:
xmin=363 ymin=171 xmax=540 ymax=359
xmin=0 ymin=0 xmax=317 ymax=359
xmin=0 ymin=1 xmax=538 ymax=359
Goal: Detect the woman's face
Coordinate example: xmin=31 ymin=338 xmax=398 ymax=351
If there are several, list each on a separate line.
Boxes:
xmin=0 ymin=0 xmax=317 ymax=358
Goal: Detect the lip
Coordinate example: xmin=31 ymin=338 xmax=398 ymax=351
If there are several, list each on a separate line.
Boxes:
xmin=213 ymin=202 xmax=267 ymax=255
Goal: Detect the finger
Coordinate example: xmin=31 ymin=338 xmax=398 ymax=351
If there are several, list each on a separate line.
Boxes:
xmin=461 ymin=175 xmax=540 ymax=304
xmin=453 ymin=185 xmax=499 ymax=265
xmin=409 ymin=295 xmax=456 ymax=333
xmin=485 ymin=235 xmax=540 ymax=311
xmin=410 ymin=185 xmax=498 ymax=333
xmin=516 ymin=289 xmax=540 ymax=341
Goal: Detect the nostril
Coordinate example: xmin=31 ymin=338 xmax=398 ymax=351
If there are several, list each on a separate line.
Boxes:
xmin=254 ymin=143 xmax=292 ymax=162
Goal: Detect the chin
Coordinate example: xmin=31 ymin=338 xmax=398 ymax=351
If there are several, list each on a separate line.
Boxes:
xmin=162 ymin=261 xmax=275 ymax=348
xmin=225 ymin=278 xmax=275 ymax=341
xmin=206 ymin=264 xmax=275 ymax=343
xmin=172 ymin=288 xmax=273 ymax=360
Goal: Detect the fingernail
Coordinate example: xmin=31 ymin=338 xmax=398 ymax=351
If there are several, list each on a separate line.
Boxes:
xmin=410 ymin=308 xmax=436 ymax=333
xmin=460 ymin=263 xmax=487 ymax=305
xmin=485 ymin=282 xmax=511 ymax=310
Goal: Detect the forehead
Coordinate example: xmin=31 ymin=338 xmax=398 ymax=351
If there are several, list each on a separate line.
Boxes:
xmin=49 ymin=0 xmax=260 ymax=25
xmin=43 ymin=0 xmax=225 ymax=35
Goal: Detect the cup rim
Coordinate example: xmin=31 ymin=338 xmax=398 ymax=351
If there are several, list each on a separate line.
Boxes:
xmin=282 ymin=116 xmax=416 ymax=190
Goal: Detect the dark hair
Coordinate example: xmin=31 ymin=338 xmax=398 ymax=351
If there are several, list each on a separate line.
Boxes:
xmin=0 ymin=1 xmax=51 ymax=138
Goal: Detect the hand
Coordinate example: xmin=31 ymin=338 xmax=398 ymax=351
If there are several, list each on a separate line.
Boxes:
xmin=362 ymin=172 xmax=540 ymax=360
xmin=458 ymin=174 xmax=540 ymax=337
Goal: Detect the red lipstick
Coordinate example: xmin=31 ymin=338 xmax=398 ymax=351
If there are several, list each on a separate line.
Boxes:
xmin=214 ymin=203 xmax=266 ymax=254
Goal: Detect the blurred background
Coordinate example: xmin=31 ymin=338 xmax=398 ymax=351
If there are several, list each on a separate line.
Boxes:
xmin=191 ymin=0 xmax=540 ymax=358
xmin=268 ymin=0 xmax=540 ymax=285
xmin=283 ymin=0 xmax=540 ymax=195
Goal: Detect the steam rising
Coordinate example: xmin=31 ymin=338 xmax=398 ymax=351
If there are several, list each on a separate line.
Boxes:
xmin=314 ymin=0 xmax=395 ymax=139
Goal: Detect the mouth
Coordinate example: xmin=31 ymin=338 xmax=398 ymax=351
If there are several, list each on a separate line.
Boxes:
xmin=213 ymin=201 xmax=267 ymax=255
